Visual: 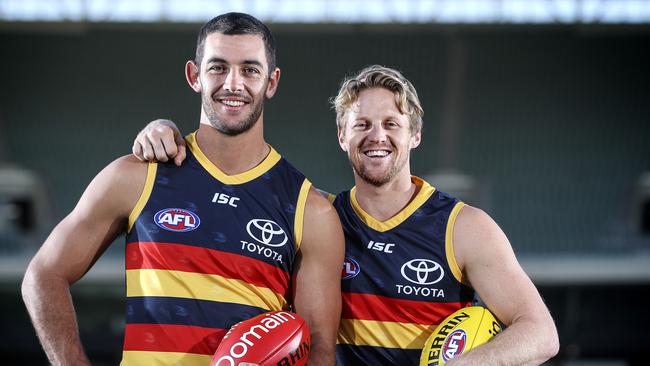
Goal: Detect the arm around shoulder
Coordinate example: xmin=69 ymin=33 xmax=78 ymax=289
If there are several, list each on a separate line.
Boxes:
xmin=292 ymin=187 xmax=344 ymax=366
xmin=21 ymin=155 xmax=150 ymax=365
xmin=449 ymin=205 xmax=559 ymax=365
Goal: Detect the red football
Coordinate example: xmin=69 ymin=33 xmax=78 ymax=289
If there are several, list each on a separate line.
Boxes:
xmin=211 ymin=311 xmax=311 ymax=366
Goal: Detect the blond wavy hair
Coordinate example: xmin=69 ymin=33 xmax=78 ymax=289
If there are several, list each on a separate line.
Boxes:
xmin=332 ymin=65 xmax=424 ymax=134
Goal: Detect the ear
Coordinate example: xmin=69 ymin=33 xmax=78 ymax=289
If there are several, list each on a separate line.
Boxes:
xmin=410 ymin=131 xmax=421 ymax=149
xmin=338 ymin=127 xmax=347 ymax=152
xmin=185 ymin=60 xmax=201 ymax=93
xmin=265 ymin=67 xmax=281 ymax=99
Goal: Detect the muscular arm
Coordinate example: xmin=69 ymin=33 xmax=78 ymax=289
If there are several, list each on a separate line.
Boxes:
xmin=292 ymin=188 xmax=345 ymax=366
xmin=448 ymin=206 xmax=559 ymax=365
xmin=21 ymin=156 xmax=147 ymax=365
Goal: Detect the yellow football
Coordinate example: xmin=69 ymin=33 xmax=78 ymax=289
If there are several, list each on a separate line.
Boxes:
xmin=419 ymin=306 xmax=502 ymax=366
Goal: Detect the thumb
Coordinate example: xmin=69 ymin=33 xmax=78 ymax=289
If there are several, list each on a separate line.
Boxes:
xmin=174 ymin=133 xmax=187 ymax=167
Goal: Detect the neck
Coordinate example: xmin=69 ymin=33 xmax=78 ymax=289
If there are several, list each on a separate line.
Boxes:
xmin=195 ymin=119 xmax=269 ymax=175
xmin=353 ymin=171 xmax=419 ymax=221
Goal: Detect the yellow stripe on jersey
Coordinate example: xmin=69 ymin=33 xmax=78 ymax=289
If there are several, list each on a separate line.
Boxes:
xmin=294 ymin=179 xmax=312 ymax=251
xmin=186 ymin=132 xmax=282 ymax=185
xmin=120 ymin=350 xmax=211 ymax=366
xmin=126 ymin=269 xmax=287 ymax=310
xmin=445 ymin=202 xmax=466 ymax=284
xmin=127 ymin=162 xmax=157 ymax=233
xmin=337 ymin=318 xmax=436 ymax=349
xmin=349 ymin=176 xmax=436 ymax=232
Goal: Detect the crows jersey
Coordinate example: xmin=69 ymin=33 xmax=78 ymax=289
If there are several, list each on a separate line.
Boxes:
xmin=121 ymin=132 xmax=311 ymax=365
xmin=334 ymin=176 xmax=474 ymax=365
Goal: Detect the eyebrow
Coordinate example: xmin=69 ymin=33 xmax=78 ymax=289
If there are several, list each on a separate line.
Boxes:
xmin=205 ymin=57 xmax=264 ymax=68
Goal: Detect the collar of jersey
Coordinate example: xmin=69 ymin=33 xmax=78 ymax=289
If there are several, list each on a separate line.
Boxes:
xmin=186 ymin=131 xmax=281 ymax=185
xmin=349 ymin=176 xmax=436 ymax=232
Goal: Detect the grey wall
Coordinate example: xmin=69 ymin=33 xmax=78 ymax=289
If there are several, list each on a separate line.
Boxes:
xmin=1 ymin=24 xmax=649 ymax=255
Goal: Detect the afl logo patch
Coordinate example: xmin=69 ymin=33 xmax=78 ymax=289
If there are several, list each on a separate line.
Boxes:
xmin=154 ymin=208 xmax=200 ymax=232
xmin=342 ymin=257 xmax=360 ymax=280
xmin=442 ymin=329 xmax=467 ymax=361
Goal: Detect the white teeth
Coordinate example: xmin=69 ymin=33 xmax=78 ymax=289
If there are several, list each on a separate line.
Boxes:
xmin=222 ymin=100 xmax=244 ymax=107
xmin=365 ymin=150 xmax=389 ymax=157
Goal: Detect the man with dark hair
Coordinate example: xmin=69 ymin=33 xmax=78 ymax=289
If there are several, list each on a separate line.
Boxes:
xmin=134 ymin=64 xmax=559 ymax=365
xmin=194 ymin=12 xmax=277 ymax=72
xmin=22 ymin=12 xmax=344 ymax=366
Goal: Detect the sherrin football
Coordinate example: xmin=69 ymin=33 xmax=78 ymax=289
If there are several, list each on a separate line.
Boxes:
xmin=211 ymin=311 xmax=310 ymax=366
xmin=419 ymin=306 xmax=502 ymax=366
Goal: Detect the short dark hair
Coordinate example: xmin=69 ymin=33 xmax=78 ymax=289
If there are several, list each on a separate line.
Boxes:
xmin=195 ymin=12 xmax=277 ymax=75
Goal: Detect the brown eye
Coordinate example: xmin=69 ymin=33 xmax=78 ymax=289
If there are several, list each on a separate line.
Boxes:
xmin=354 ymin=122 xmax=367 ymax=129
xmin=209 ymin=65 xmax=226 ymax=73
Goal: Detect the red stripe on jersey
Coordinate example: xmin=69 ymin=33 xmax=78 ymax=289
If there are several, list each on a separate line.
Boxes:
xmin=342 ymin=292 xmax=472 ymax=325
xmin=123 ymin=323 xmax=226 ymax=355
xmin=126 ymin=242 xmax=290 ymax=296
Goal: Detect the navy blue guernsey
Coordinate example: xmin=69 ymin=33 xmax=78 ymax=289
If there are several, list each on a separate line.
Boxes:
xmin=333 ymin=176 xmax=474 ymax=365
xmin=121 ymin=132 xmax=312 ymax=365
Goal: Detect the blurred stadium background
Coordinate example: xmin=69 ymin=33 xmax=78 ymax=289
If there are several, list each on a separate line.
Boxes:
xmin=1 ymin=0 xmax=649 ymax=364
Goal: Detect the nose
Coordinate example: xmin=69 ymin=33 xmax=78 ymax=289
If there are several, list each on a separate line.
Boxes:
xmin=223 ymin=68 xmax=243 ymax=93
xmin=366 ymin=124 xmax=387 ymax=143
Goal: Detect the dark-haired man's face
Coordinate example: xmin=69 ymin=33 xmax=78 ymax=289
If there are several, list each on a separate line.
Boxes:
xmin=190 ymin=33 xmax=278 ymax=135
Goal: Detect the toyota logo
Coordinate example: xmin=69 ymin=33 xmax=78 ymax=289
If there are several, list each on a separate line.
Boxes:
xmin=400 ymin=259 xmax=444 ymax=285
xmin=246 ymin=219 xmax=288 ymax=247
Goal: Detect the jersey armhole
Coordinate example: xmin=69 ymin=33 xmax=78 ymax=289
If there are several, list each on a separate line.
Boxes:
xmin=293 ymin=179 xmax=313 ymax=251
xmin=445 ymin=201 xmax=466 ymax=284
xmin=127 ymin=162 xmax=157 ymax=233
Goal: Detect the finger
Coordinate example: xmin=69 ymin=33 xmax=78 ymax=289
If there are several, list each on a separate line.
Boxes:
xmin=160 ymin=128 xmax=179 ymax=158
xmin=153 ymin=137 xmax=170 ymax=162
xmin=141 ymin=140 xmax=157 ymax=161
xmin=174 ymin=144 xmax=186 ymax=166
xmin=173 ymin=134 xmax=187 ymax=167
xmin=132 ymin=141 xmax=145 ymax=161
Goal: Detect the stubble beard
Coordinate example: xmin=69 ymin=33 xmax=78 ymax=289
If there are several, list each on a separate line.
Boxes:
xmin=202 ymin=90 xmax=266 ymax=136
xmin=350 ymin=150 xmax=409 ymax=187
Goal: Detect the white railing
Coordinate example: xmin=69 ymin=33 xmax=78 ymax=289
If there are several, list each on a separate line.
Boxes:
xmin=1 ymin=0 xmax=650 ymax=24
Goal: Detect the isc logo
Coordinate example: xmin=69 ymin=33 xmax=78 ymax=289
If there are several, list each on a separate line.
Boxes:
xmin=154 ymin=208 xmax=200 ymax=232
xmin=212 ymin=192 xmax=240 ymax=207
xmin=367 ymin=240 xmax=394 ymax=253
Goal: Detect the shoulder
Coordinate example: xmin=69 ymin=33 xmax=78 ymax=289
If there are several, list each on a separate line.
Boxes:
xmin=302 ymin=187 xmax=343 ymax=239
xmin=299 ymin=186 xmax=344 ymax=255
xmin=75 ymin=155 xmax=151 ymax=218
xmin=105 ymin=154 xmax=150 ymax=174
xmin=454 ymin=205 xmax=502 ymax=240
xmin=453 ymin=205 xmax=512 ymax=271
xmin=305 ymin=186 xmax=337 ymax=216
xmin=92 ymin=155 xmax=149 ymax=197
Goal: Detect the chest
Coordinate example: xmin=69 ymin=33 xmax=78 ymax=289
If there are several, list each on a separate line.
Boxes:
xmin=130 ymin=160 xmax=301 ymax=271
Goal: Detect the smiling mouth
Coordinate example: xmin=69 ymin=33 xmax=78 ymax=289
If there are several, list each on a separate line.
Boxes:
xmin=220 ymin=99 xmax=245 ymax=107
xmin=214 ymin=93 xmax=250 ymax=108
xmin=364 ymin=150 xmax=391 ymax=157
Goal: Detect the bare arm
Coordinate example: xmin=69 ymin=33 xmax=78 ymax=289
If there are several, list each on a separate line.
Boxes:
xmin=21 ymin=156 xmax=147 ymax=365
xmin=448 ymin=206 xmax=559 ymax=365
xmin=132 ymin=118 xmax=186 ymax=166
xmin=292 ymin=188 xmax=345 ymax=366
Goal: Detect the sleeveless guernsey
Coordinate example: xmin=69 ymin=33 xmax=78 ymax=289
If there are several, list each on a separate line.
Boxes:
xmin=121 ymin=132 xmax=311 ymax=365
xmin=333 ymin=176 xmax=474 ymax=365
